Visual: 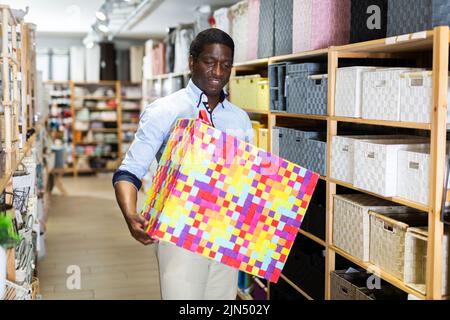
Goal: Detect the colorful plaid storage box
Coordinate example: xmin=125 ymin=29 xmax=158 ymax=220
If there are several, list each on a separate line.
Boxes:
xmin=141 ymin=119 xmax=320 ymax=282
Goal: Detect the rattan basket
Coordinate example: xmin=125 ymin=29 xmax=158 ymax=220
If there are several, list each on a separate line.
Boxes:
xmin=369 ymin=207 xmax=428 ymax=281
xmin=333 ymin=194 xmax=396 ymax=261
xmin=404 ymin=226 xmax=450 ymax=296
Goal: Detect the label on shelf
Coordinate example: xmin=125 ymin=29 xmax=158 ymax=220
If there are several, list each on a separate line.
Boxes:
xmin=411 ymin=31 xmax=427 ymax=40
xmin=385 ymin=37 xmax=397 ymax=45
xmin=397 ymin=34 xmax=411 ymax=42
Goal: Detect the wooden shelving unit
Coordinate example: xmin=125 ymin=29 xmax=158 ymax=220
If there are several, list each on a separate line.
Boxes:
xmin=45 ymin=81 xmax=73 ymax=171
xmin=71 ymin=81 xmax=122 ymax=176
xmin=230 ymin=27 xmax=449 ymax=301
xmin=120 ymin=82 xmax=142 ymax=158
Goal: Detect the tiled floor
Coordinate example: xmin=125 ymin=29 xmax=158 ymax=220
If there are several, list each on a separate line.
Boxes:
xmin=38 ymin=174 xmax=161 ymax=300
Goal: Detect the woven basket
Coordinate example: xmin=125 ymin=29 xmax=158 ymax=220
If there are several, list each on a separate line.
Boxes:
xmin=369 ymin=207 xmax=428 ymax=281
xmin=333 ymin=194 xmax=397 ymax=261
xmin=3 ymin=280 xmax=32 ymax=300
xmin=404 ymin=226 xmax=450 ymax=296
xmin=330 ymin=269 xmax=370 ymax=300
xmin=31 ymin=276 xmax=40 ymax=300
xmin=230 ymin=1 xmax=249 ymax=63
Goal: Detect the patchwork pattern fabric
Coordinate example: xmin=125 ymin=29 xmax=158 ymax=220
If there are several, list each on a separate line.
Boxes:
xmin=141 ymin=119 xmax=319 ymax=282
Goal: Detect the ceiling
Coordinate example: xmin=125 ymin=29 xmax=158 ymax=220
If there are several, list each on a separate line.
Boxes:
xmin=2 ymin=0 xmax=239 ymax=39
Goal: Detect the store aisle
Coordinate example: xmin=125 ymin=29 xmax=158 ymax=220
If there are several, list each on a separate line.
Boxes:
xmin=38 ymin=174 xmax=161 ymax=300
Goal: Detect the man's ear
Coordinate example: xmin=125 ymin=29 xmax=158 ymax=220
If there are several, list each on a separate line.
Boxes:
xmin=188 ymin=55 xmax=194 ymax=73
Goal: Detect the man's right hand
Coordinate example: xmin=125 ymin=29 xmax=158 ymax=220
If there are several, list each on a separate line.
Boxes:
xmin=125 ymin=213 xmax=155 ymax=245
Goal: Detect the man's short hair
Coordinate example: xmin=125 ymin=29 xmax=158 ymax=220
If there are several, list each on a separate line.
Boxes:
xmin=189 ymin=28 xmax=235 ymax=61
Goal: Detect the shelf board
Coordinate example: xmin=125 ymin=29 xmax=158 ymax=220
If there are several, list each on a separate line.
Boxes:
xmin=88 ymin=128 xmax=118 ymax=133
xmin=74 ymin=96 xmax=116 ymax=100
xmin=336 ymin=30 xmax=435 ymax=54
xmin=273 ymin=112 xmax=328 ymax=121
xmin=75 ymin=141 xmax=119 ymax=145
xmin=331 ymin=116 xmax=431 ymax=130
xmin=330 ymin=245 xmax=426 ymax=300
xmin=279 ymin=274 xmax=314 ymax=300
xmin=298 ymin=229 xmax=326 ymax=247
xmin=147 ymin=71 xmax=190 ymax=81
xmin=271 ymin=48 xmax=329 ymax=62
xmin=233 ymin=58 xmax=270 ymax=70
xmin=122 ymin=109 xmax=141 ymax=112
xmin=122 ymin=97 xmax=142 ymax=100
xmin=75 ymin=168 xmax=117 ymax=173
xmin=73 ymin=81 xmax=117 ymax=86
xmin=244 ymin=108 xmax=270 ymax=115
xmin=329 ymin=178 xmax=429 ymax=212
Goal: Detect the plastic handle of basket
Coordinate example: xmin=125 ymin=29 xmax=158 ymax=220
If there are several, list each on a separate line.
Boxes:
xmin=383 ymin=221 xmax=395 ymax=233
xmin=375 ymin=80 xmax=387 ymax=87
xmin=285 ymin=76 xmax=289 ymax=97
xmin=308 ymin=74 xmax=328 ymax=80
xmin=367 ymin=151 xmax=376 ymax=159
xmin=409 ymin=78 xmax=424 ymax=87
xmin=340 ymin=286 xmax=349 ymax=295
xmin=409 ymin=161 xmax=420 ymax=170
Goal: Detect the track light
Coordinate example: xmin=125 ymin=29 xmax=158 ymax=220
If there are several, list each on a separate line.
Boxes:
xmin=95 ymin=10 xmax=107 ymax=21
xmin=98 ymin=23 xmax=109 ymax=33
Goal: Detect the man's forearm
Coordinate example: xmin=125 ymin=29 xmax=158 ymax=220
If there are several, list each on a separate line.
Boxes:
xmin=114 ymin=181 xmax=138 ymax=220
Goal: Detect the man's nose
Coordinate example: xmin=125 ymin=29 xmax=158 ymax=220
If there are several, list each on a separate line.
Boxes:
xmin=212 ymin=62 xmax=224 ymax=78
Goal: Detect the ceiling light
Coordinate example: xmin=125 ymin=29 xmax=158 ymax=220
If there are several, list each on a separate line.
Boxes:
xmin=95 ymin=10 xmax=107 ymax=21
xmin=98 ymin=23 xmax=109 ymax=33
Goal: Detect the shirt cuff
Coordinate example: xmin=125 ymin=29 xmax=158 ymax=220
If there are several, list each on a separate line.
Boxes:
xmin=112 ymin=170 xmax=142 ymax=191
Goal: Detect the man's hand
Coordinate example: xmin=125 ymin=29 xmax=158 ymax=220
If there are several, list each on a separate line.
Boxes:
xmin=125 ymin=213 xmax=155 ymax=245
xmin=114 ymin=180 xmax=155 ymax=246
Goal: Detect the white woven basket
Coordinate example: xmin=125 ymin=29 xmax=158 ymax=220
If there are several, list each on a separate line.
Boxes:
xmin=335 ymin=67 xmax=377 ymax=118
xmin=399 ymin=72 xmax=450 ymax=123
xmin=333 ymin=194 xmax=396 ymax=261
xmin=397 ymin=146 xmax=450 ymax=206
xmin=362 ymin=68 xmax=419 ymax=121
xmin=369 ymin=207 xmax=428 ymax=281
xmin=331 ymin=135 xmax=411 ymax=184
xmin=354 ymin=139 xmax=429 ymax=197
xmin=230 ymin=1 xmax=249 ymax=63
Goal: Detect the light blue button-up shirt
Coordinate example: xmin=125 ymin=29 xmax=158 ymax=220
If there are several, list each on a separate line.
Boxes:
xmin=117 ymin=79 xmax=254 ymax=185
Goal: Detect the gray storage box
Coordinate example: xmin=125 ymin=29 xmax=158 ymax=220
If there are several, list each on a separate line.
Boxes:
xmin=387 ymin=0 xmax=450 ymax=37
xmin=302 ymin=136 xmax=327 ymax=176
xmin=273 ymin=126 xmax=321 ymax=166
xmin=274 ymin=0 xmax=293 ymax=56
xmin=269 ymin=62 xmax=291 ymax=112
xmin=258 ymin=0 xmax=275 ymax=58
xmin=286 ymin=63 xmax=327 ymax=115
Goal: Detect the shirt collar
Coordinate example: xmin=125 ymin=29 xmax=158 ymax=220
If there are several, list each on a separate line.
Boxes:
xmin=187 ymin=79 xmax=226 ymax=109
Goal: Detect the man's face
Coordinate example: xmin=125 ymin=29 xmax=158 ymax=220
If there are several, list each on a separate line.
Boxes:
xmin=189 ymin=43 xmax=233 ymax=97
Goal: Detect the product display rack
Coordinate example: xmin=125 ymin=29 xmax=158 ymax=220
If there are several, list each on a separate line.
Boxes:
xmin=71 ymin=81 xmax=122 ymax=176
xmin=120 ymin=82 xmax=142 ymax=157
xmin=45 ymin=81 xmax=73 ymax=171
xmin=142 ymin=71 xmax=191 ymax=108
xmin=228 ymin=26 xmax=450 ymax=301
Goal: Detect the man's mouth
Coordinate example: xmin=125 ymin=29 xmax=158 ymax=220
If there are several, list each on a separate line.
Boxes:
xmin=209 ymin=79 xmax=221 ymax=86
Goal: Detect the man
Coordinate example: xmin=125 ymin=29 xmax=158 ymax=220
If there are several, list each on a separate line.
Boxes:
xmin=113 ymin=28 xmax=253 ymax=300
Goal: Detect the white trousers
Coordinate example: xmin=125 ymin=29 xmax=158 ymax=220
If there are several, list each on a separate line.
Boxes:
xmin=155 ymin=241 xmax=238 ymax=300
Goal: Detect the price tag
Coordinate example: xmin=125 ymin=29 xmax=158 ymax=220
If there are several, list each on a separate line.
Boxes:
xmin=385 ymin=36 xmax=397 ymax=45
